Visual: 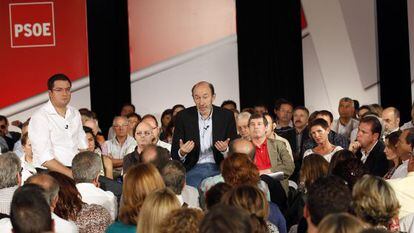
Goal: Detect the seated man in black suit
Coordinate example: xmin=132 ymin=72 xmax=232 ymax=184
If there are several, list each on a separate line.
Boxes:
xmin=171 ymin=81 xmax=238 ymax=188
xmin=0 ymin=115 xmax=21 ymax=152
xmin=349 ymin=116 xmax=388 ymax=176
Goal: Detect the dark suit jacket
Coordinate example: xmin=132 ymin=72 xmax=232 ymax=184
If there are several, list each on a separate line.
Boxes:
xmin=355 ymin=140 xmax=388 ymax=177
xmin=171 ymin=105 xmax=238 ymax=171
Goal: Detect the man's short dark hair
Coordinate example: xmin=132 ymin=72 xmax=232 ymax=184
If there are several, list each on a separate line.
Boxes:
xmin=205 ymin=182 xmax=232 ymax=210
xmin=221 ymin=100 xmax=237 ymax=109
xmin=316 ymin=110 xmax=334 ymax=123
xmin=121 ymin=103 xmax=136 ymax=112
xmin=274 ymin=98 xmax=293 ymax=111
xmin=248 ymin=113 xmax=268 ymax=127
xmin=306 ymin=176 xmax=352 ymax=225
xmin=47 ymin=73 xmax=72 ymax=90
xmin=200 ymin=205 xmax=252 ymax=233
xmin=359 ymin=116 xmax=382 ymax=136
xmin=161 ymin=160 xmax=186 ymax=195
xmin=294 ymin=106 xmax=309 ymax=116
xmin=191 ymin=81 xmax=215 ymax=96
xmin=10 ymin=184 xmax=53 ymax=233
xmin=0 ymin=115 xmax=8 ymax=124
xmin=141 ymin=145 xmax=171 ymax=171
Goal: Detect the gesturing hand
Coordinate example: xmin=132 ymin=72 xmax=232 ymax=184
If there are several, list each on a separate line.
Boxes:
xmin=179 ymin=139 xmax=195 ymax=157
xmin=215 ymin=138 xmax=230 ymax=152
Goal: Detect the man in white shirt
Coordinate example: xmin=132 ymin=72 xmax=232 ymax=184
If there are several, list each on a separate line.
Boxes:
xmin=26 ymin=173 xmax=78 ymax=233
xmin=331 ymin=97 xmax=359 ymax=140
xmin=29 ymin=74 xmax=88 ymax=178
xmin=103 ymin=116 xmax=136 ymax=177
xmin=161 ymin=160 xmax=200 ymax=208
xmin=142 ymin=114 xmax=171 ymax=151
xmin=72 ymin=151 xmax=117 ymax=220
xmin=391 ymin=128 xmax=414 ymax=179
xmin=0 ymin=152 xmax=21 ymax=215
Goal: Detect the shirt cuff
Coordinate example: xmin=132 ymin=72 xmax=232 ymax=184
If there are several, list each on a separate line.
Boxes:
xmin=222 ymin=147 xmax=229 ymax=158
xmin=178 ymin=150 xmax=187 ymax=162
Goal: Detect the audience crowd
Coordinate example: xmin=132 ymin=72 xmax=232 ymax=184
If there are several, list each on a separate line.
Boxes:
xmin=1 ymin=74 xmax=414 ymax=233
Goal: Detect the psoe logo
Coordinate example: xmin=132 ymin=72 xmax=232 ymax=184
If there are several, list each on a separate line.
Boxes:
xmin=9 ymin=2 xmax=56 ymax=48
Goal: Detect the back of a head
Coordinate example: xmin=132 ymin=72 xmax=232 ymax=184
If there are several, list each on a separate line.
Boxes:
xmin=360 ymin=228 xmax=390 ymax=233
xmin=328 ymin=149 xmax=357 ymax=174
xmin=317 ymin=213 xmax=364 ymax=233
xmin=11 ymin=184 xmax=53 ymax=233
xmin=352 ymin=175 xmax=400 ymax=227
xmin=119 ymin=163 xmax=165 ymax=225
xmin=307 ymin=176 xmax=352 ymax=226
xmin=229 ymin=138 xmax=255 ymax=160
xmin=72 ymin=151 xmax=101 ymax=183
xmin=160 ymin=208 xmax=204 ymax=233
xmin=141 ymin=145 xmax=171 ymax=171
xmin=0 ymin=152 xmax=21 ymax=189
xmin=221 ymin=153 xmax=260 ymax=187
xmin=25 ymin=173 xmax=59 ymax=206
xmin=299 ymin=154 xmax=329 ymax=191
xmin=332 ymin=158 xmax=367 ymax=190
xmin=200 ymin=205 xmax=253 ymax=233
xmin=205 ymin=182 xmax=232 ymax=210
xmin=137 ymin=188 xmax=181 ymax=233
xmin=161 ymin=160 xmax=186 ymax=195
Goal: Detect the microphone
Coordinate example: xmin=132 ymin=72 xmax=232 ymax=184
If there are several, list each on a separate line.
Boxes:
xmin=203 ymin=125 xmax=210 ymax=131
xmin=65 ymin=125 xmax=68 ymax=129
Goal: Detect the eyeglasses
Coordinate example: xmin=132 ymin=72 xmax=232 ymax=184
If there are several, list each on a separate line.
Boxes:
xmin=136 ymin=131 xmax=152 ymax=137
xmin=113 ymin=124 xmax=129 ymax=129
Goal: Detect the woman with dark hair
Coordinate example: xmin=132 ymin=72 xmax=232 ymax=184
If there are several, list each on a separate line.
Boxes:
xmin=328 ymin=149 xmax=356 ymax=174
xmin=383 ymin=131 xmax=402 ymax=179
xmin=48 ymin=171 xmax=112 ymax=233
xmin=159 ymin=109 xmax=173 ymax=141
xmin=303 ymin=118 xmax=343 ymax=162
xmin=84 ymin=126 xmax=113 ymax=179
xmin=172 ymin=104 xmax=185 ymax=117
xmin=331 ymin=158 xmax=367 ymax=190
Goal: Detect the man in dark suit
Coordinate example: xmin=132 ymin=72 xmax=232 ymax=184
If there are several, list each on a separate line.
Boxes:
xmin=171 ymin=81 xmax=238 ymax=188
xmin=349 ymin=116 xmax=388 ymax=176
xmin=0 ymin=115 xmax=21 ymax=152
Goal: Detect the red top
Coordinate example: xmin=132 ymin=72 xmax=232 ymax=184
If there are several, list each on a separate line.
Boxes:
xmin=254 ymin=139 xmax=271 ymax=170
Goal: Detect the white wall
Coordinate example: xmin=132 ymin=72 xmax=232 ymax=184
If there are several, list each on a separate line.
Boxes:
xmin=130 ymin=35 xmax=240 ymax=121
xmin=302 ymin=0 xmax=379 ymax=118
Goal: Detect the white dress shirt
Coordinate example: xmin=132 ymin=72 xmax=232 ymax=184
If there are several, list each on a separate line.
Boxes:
xmin=76 ymin=183 xmax=118 ymax=220
xmin=181 ymin=185 xmax=200 ymax=208
xmin=0 ymin=218 xmax=12 ymax=232
xmin=303 ymin=146 xmax=343 ymax=163
xmin=401 ymin=121 xmax=414 ymax=131
xmin=29 ymin=100 xmax=88 ymax=167
xmin=52 ymin=212 xmax=78 ymax=233
xmin=156 ymin=140 xmax=171 ymax=152
xmin=390 ymin=159 xmax=409 ymax=179
xmin=20 ymin=156 xmax=37 ymax=183
xmin=0 ymin=186 xmax=18 ymax=215
xmin=197 ymin=112 xmax=215 ymax=164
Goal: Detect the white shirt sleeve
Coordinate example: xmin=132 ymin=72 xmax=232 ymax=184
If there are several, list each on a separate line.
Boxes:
xmin=29 ymin=113 xmax=54 ymax=166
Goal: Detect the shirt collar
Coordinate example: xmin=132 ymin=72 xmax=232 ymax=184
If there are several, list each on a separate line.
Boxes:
xmin=44 ymin=100 xmax=70 ymax=118
xmin=362 ymin=140 xmax=378 ymax=155
xmin=198 ymin=108 xmax=213 ymax=121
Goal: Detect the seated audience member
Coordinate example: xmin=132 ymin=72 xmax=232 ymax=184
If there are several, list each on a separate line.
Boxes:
xmin=126 ymin=112 xmax=141 ymax=137
xmin=142 ymin=114 xmax=172 ymax=151
xmin=83 ymin=116 xmax=106 ymax=147
xmin=327 ymin=149 xmax=356 ymax=174
xmin=141 ymin=144 xmax=170 ymax=169
xmin=249 ymin=113 xmax=294 ymax=193
xmin=19 ymin=133 xmax=37 ymax=183
xmin=199 ymin=205 xmax=254 ymax=233
xmin=79 ymin=108 xmax=94 ymax=125
xmin=10 ymin=184 xmax=54 ymax=233
xmin=401 ymin=103 xmax=414 ymax=130
xmin=0 ymin=115 xmax=21 ymax=152
xmin=349 ymin=116 xmax=389 ymax=176
xmin=286 ymin=154 xmax=329 ymax=228
xmin=172 ymin=104 xmax=185 ymax=117
xmin=84 ymin=126 xmax=113 ymax=179
xmin=159 ymin=109 xmax=172 ymax=141
xmin=303 ymin=118 xmax=343 ymax=162
xmin=391 ymin=128 xmax=414 ymax=179
xmin=382 ymin=107 xmax=400 ymax=139
xmin=107 ymin=103 xmax=136 ymax=139
xmin=137 ymin=188 xmax=181 ymax=233
xmin=221 ymin=100 xmax=238 ymax=112
xmin=72 ymin=151 xmax=117 ymax=220
xmin=161 ymin=160 xmax=200 ymax=208
xmin=387 ymin=157 xmax=414 ymax=219
xmin=26 ymin=173 xmax=79 ymax=233
xmin=383 ymin=131 xmax=402 ymax=179
xmin=369 ymin=104 xmax=383 ymax=117
xmin=264 ymin=113 xmax=294 ymax=161
xmin=304 ymin=176 xmax=352 ymax=233
xmin=160 ymin=207 xmax=204 ymax=233
xmin=107 ymin=163 xmax=165 ymax=233
xmin=103 ymin=116 xmax=137 ymax=178
xmin=237 ymin=111 xmax=252 ymax=140
xmin=163 ymin=118 xmax=176 ymax=144
xmin=274 ymin=98 xmax=294 ymax=131
xmin=0 ymin=152 xmax=21 ymax=215
xmin=331 ymin=97 xmax=359 ymax=140
xmin=331 ymin=158 xmax=366 ymax=190
xmin=12 ymin=119 xmax=30 ymax=158
xmin=204 ymin=182 xmax=232 ymax=210
xmin=352 ymin=175 xmax=400 ymax=231
xmin=254 ymin=103 xmax=269 ymax=115
xmin=317 ymin=213 xmax=365 ymax=233
xmin=222 ymin=185 xmax=281 ymax=233
xmin=122 ymin=121 xmax=154 ymax=173
xmin=357 ymin=105 xmax=371 ymax=119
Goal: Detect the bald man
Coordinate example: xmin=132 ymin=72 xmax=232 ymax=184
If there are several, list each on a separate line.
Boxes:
xmin=382 ymin=107 xmax=400 ymax=138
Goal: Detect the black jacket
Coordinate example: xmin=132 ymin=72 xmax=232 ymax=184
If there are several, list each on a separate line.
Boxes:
xmin=355 ymin=140 xmax=388 ymax=177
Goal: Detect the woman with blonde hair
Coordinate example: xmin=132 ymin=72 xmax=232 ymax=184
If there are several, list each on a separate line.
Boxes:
xmin=137 ymin=188 xmax=181 ymax=233
xmin=106 ymin=163 xmax=165 ymax=233
xmin=222 ymin=184 xmax=279 ymax=233
xmin=317 ymin=213 xmax=365 ymax=233
xmin=352 ymin=175 xmax=400 ymax=231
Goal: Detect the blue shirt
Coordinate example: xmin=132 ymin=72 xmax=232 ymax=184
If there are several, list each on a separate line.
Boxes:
xmin=106 ymin=221 xmax=136 ymax=233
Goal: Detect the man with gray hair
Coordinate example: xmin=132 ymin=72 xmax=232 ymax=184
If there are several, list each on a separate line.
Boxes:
xmin=72 ymin=151 xmax=117 ymax=220
xmin=161 ymin=160 xmax=200 ymax=208
xmin=237 ymin=112 xmax=251 ymax=140
xmin=331 ymin=97 xmax=359 ymax=140
xmin=0 ymin=152 xmax=21 ymax=215
xmin=26 ymin=173 xmax=78 ymax=233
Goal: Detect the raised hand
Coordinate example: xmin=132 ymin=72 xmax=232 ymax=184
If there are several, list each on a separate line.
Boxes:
xmin=179 ymin=139 xmax=195 ymax=156
xmin=215 ymin=138 xmax=230 ymax=152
